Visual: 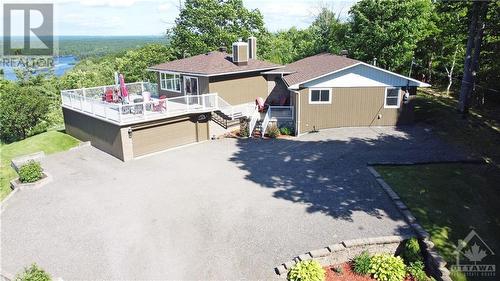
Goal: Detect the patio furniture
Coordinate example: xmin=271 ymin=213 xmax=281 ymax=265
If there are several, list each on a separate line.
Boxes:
xmin=105 ymin=89 xmax=114 ymax=103
xmin=153 ymin=95 xmax=167 ymax=112
xmin=133 ymin=98 xmax=144 ymax=115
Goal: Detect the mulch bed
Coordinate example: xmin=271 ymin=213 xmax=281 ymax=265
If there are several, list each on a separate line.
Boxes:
xmin=324 ymin=263 xmax=414 ymax=281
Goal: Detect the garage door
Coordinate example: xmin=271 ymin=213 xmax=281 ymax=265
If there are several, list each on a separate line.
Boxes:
xmin=132 ymin=117 xmax=198 ymax=157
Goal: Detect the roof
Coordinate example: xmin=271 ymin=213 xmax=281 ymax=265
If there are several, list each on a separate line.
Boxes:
xmin=280 ymin=53 xmax=360 ymax=87
xmin=148 ymin=51 xmax=282 ymax=77
xmin=280 ymin=53 xmax=430 ymax=88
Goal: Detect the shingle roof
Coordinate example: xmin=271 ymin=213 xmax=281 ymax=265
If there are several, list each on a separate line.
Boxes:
xmin=280 ymin=53 xmax=360 ymax=87
xmin=149 ymin=51 xmax=282 ymax=76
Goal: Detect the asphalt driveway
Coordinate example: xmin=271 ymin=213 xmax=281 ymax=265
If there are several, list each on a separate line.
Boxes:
xmin=0 ymin=126 xmax=467 ymax=279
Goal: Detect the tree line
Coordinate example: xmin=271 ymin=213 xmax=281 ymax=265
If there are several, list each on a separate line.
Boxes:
xmin=1 ymin=0 xmax=498 ymax=143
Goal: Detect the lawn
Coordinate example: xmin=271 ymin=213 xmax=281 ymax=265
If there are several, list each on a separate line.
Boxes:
xmin=0 ymin=131 xmax=79 ymax=200
xmin=374 ymin=89 xmax=500 ymax=280
xmin=376 ymin=163 xmax=500 ymax=266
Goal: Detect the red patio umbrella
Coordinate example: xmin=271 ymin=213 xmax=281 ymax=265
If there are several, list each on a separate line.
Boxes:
xmin=119 ymin=74 xmax=129 ymax=102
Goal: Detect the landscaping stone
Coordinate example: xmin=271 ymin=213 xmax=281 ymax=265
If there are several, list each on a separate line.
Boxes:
xmin=393 ymin=200 xmax=408 ymax=210
xmin=309 ymin=248 xmax=330 ymax=258
xmin=10 ymin=172 xmax=52 ymax=191
xmin=327 ymin=243 xmax=345 ymax=252
xmin=401 ymin=209 xmax=417 ymax=223
xmin=297 ymin=253 xmax=312 ymax=261
xmin=411 ymin=223 xmax=430 ymax=238
xmin=367 ymin=166 xmax=381 ymax=178
xmin=274 ymin=265 xmax=287 ymax=275
xmin=10 ymin=151 xmax=45 ymax=172
xmin=283 ymin=260 xmax=296 ymax=270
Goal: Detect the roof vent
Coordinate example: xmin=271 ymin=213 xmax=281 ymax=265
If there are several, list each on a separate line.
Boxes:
xmin=232 ymin=41 xmax=248 ymax=66
xmin=340 ymin=50 xmax=348 ymax=57
xmin=248 ymin=36 xmax=257 ymax=59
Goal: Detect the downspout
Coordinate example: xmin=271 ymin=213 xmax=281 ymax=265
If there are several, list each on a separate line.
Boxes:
xmin=291 ymin=89 xmax=301 ymax=136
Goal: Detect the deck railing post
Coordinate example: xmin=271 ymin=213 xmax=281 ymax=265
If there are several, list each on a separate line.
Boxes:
xmin=118 ymin=104 xmax=122 ymax=123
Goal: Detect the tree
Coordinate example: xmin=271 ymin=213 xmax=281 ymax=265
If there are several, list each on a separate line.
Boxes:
xmin=309 ymin=7 xmax=348 ymax=55
xmin=347 ymin=0 xmax=434 ymax=72
xmin=117 ymin=44 xmax=174 ymax=82
xmin=0 ymin=82 xmax=51 ymax=142
xmin=167 ymin=0 xmax=266 ymax=57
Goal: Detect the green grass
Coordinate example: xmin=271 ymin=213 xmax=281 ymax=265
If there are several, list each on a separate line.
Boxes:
xmin=374 ymin=89 xmax=500 ymax=280
xmin=376 ymin=164 xmax=500 ymax=266
xmin=0 ymin=131 xmax=79 ymax=200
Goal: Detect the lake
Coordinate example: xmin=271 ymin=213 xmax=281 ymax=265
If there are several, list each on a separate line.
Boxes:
xmin=1 ymin=55 xmax=78 ymax=80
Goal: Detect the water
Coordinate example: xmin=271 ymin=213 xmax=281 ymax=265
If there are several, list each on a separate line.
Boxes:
xmin=1 ymin=55 xmax=78 ymax=80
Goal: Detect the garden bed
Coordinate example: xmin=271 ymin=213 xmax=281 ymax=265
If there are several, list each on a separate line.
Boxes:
xmin=324 ymin=262 xmax=414 ymax=281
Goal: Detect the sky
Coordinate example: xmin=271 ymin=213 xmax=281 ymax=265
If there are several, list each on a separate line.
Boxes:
xmin=0 ymin=0 xmax=357 ymax=36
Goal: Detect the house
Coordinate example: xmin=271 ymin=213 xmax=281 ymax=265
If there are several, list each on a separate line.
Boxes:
xmin=60 ymin=37 xmax=429 ymax=161
xmin=276 ymin=53 xmax=430 ymax=134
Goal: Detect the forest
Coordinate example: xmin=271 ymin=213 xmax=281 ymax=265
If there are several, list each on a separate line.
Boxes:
xmin=0 ymin=0 xmax=499 ymax=143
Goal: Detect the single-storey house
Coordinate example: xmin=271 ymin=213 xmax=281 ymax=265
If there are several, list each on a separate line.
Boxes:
xmin=60 ymin=37 xmax=429 ymax=161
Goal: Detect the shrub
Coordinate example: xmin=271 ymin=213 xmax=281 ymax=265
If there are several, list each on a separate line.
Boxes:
xmin=450 ymin=269 xmax=467 ymax=281
xmin=352 ymin=251 xmax=371 ymax=275
xmin=280 ymin=126 xmax=294 ymax=136
xmin=18 ymin=161 xmax=43 ymax=183
xmin=287 ymin=260 xmax=326 ymax=281
xmin=15 ymin=263 xmax=51 ymax=281
xmin=406 ymin=261 xmax=433 ymax=281
xmin=369 ymin=254 xmax=406 ymax=281
xmin=402 ymin=238 xmax=423 ymax=264
xmin=267 ymin=124 xmax=280 ymax=138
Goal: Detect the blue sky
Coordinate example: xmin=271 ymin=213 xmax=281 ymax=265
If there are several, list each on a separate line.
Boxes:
xmin=1 ymin=0 xmax=357 ymax=36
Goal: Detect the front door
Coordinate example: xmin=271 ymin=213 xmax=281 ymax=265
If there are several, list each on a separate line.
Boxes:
xmin=183 ymin=76 xmax=200 ymax=105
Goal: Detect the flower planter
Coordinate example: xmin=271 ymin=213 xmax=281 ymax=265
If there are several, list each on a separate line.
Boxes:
xmin=10 ymin=172 xmax=52 ymax=191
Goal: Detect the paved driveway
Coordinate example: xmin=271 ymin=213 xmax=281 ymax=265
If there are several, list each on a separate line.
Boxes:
xmin=1 ymin=126 xmax=467 ymax=279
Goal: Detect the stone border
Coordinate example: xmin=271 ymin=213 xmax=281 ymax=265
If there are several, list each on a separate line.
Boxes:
xmin=274 ymin=235 xmax=413 ymax=277
xmin=368 ymin=165 xmax=452 ymax=281
xmin=69 ymin=141 xmax=91 ymax=151
xmin=10 ymin=151 xmax=45 ymax=173
xmin=10 ymin=172 xmax=52 ymax=191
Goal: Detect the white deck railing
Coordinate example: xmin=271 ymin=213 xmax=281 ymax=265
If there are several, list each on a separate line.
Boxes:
xmin=61 ymin=82 xmax=257 ymax=125
xmin=269 ymin=106 xmax=294 ymax=120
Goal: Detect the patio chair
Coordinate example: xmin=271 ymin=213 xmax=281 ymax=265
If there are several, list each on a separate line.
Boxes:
xmin=104 ymin=89 xmax=114 ymax=103
xmin=153 ymin=95 xmax=167 ymax=112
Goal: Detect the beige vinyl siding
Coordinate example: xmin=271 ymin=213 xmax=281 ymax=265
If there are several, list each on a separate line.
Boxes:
xmin=209 ymin=73 xmax=267 ymax=105
xmin=63 ymin=108 xmax=128 ymax=160
xmin=299 ymin=87 xmax=414 ymax=133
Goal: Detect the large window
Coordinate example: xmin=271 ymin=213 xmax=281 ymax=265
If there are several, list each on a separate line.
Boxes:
xmin=309 ymin=89 xmax=331 ymax=104
xmin=160 ymin=72 xmax=181 ymax=92
xmin=384 ymin=87 xmax=401 ymax=108
xmin=183 ymin=76 xmax=199 ymax=95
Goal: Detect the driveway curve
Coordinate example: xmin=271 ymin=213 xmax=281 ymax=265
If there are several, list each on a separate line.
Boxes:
xmin=1 ymin=126 xmax=466 ymax=279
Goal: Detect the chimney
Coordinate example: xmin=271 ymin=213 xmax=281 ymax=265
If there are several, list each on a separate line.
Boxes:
xmin=219 ymin=46 xmax=227 ymax=52
xmin=232 ymin=41 xmax=248 ymax=66
xmin=248 ymin=36 xmax=257 ymax=59
xmin=340 ymin=50 xmax=348 ymax=57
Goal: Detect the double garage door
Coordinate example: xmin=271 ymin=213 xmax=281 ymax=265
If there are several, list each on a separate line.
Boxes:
xmin=132 ymin=115 xmax=209 ymax=157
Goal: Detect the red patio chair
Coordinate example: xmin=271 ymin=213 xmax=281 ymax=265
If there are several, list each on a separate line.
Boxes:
xmin=105 ymin=89 xmax=114 ymax=103
xmin=153 ymin=95 xmax=167 ymax=112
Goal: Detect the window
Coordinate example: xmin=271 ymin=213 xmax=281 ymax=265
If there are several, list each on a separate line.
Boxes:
xmin=160 ymin=72 xmax=181 ymax=92
xmin=384 ymin=87 xmax=401 ymax=108
xmin=309 ymin=89 xmax=331 ymax=104
xmin=183 ymin=76 xmax=199 ymax=95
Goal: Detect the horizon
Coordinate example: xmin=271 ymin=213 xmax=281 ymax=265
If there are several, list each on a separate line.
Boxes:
xmin=0 ymin=0 xmax=357 ymax=37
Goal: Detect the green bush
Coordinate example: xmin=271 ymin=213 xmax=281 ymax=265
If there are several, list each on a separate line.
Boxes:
xmin=406 ymin=261 xmax=433 ymax=281
xmin=369 ymin=254 xmax=406 ymax=281
xmin=267 ymin=124 xmax=281 ymax=138
xmin=15 ymin=263 xmax=51 ymax=281
xmin=287 ymin=260 xmax=326 ymax=281
xmin=402 ymin=238 xmax=423 ymax=264
xmin=280 ymin=126 xmax=294 ymax=136
xmin=450 ymin=269 xmax=467 ymax=281
xmin=352 ymin=251 xmax=371 ymax=275
xmin=18 ymin=161 xmax=43 ymax=183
